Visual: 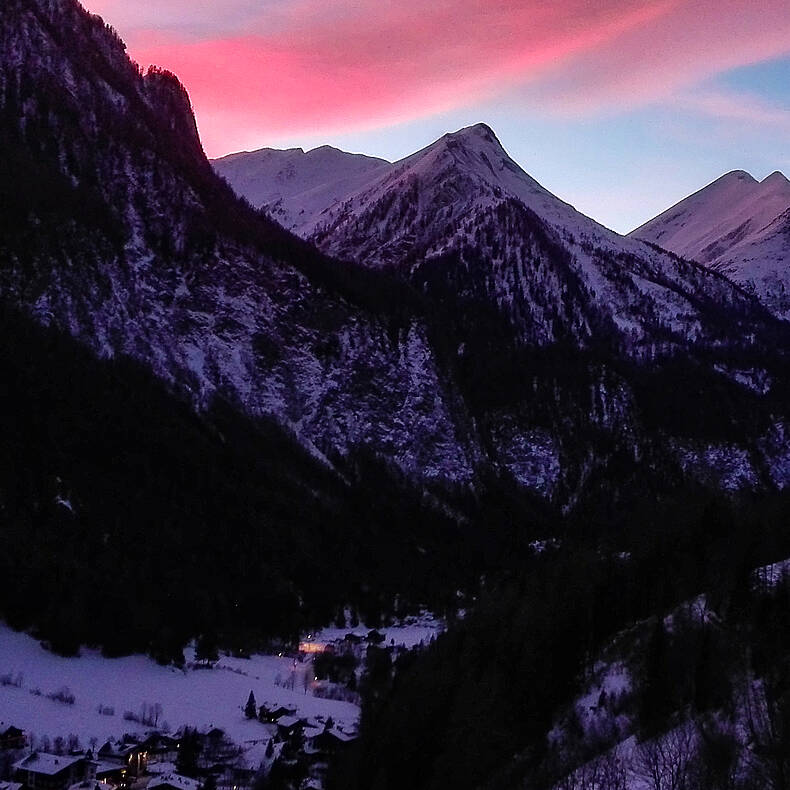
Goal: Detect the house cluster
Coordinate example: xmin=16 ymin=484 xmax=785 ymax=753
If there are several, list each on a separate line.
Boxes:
xmin=253 ymin=705 xmax=358 ymax=790
xmin=0 ymin=727 xmax=176 ymax=790
xmin=0 ymin=715 xmax=355 ymax=790
xmin=259 ymin=704 xmax=357 ymax=754
xmin=11 ymin=750 xmax=103 ymax=790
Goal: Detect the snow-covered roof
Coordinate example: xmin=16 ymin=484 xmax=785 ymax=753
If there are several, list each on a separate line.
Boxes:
xmin=14 ymin=753 xmax=84 ymax=776
xmin=94 ymin=761 xmax=126 ymax=776
xmin=147 ymin=774 xmax=200 ymax=790
xmin=275 ymin=716 xmax=301 ymax=729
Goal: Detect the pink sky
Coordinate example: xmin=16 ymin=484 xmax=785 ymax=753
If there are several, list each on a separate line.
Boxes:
xmin=83 ymin=0 xmax=790 ymax=159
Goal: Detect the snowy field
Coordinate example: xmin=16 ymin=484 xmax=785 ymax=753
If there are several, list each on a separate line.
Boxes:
xmin=0 ymin=614 xmax=443 ymax=748
xmin=311 ymin=610 xmax=443 ymax=649
xmin=0 ymin=627 xmax=355 ymax=747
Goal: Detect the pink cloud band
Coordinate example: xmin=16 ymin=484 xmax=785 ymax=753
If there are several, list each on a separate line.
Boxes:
xmin=83 ymin=0 xmax=790 ymax=157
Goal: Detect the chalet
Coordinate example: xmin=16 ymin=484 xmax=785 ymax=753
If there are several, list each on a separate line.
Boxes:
xmin=140 ymin=734 xmax=178 ymax=765
xmin=197 ymin=727 xmax=224 ymax=743
xmin=258 ymin=705 xmax=294 ymax=724
xmin=275 ymin=716 xmax=303 ymax=739
xmin=93 ymin=762 xmax=126 ymax=788
xmin=308 ymin=728 xmax=358 ymax=755
xmin=300 ymin=728 xmax=324 ymax=757
xmin=146 ymin=773 xmax=200 ymax=790
xmin=97 ymin=742 xmax=147 ymax=778
xmin=0 ymin=726 xmax=26 ymax=750
xmin=14 ymin=752 xmax=94 ymax=790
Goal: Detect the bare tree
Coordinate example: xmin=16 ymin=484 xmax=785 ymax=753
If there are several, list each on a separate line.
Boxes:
xmin=634 ymin=721 xmax=698 ymax=790
xmin=554 ymin=759 xmax=602 ymax=790
xmin=690 ymin=717 xmax=740 ymax=790
xmin=598 ymin=750 xmax=628 ymax=790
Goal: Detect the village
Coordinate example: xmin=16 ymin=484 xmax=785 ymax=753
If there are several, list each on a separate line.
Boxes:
xmin=0 ymin=707 xmax=357 ymax=790
xmin=0 ymin=618 xmax=442 ymax=790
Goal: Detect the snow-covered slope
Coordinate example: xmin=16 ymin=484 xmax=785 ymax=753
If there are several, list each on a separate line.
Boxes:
xmin=311 ymin=123 xmax=627 ymax=251
xmin=630 ymin=170 xmax=790 ymax=318
xmin=220 ymin=124 xmax=790 ymax=499
xmin=213 ymin=146 xmax=391 ymax=233
xmin=0 ymin=0 xmax=476 ymax=486
xmin=306 ymin=124 xmax=766 ymax=356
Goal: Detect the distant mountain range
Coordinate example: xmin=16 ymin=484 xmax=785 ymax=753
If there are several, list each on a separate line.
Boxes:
xmin=631 ymin=169 xmax=790 ymax=319
xmin=218 ymin=140 xmax=790 ymax=324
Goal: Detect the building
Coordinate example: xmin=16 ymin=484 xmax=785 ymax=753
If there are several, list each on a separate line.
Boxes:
xmin=0 ymin=727 xmax=27 ymax=751
xmin=274 ymin=717 xmax=303 ymax=740
xmin=308 ymin=728 xmax=358 ymax=755
xmin=258 ymin=705 xmax=294 ymax=724
xmin=97 ymin=742 xmax=147 ymax=778
xmin=93 ymin=762 xmax=126 ymax=788
xmin=297 ymin=641 xmax=331 ymax=655
xmin=140 ymin=735 xmax=178 ymax=766
xmin=14 ymin=752 xmax=94 ymax=790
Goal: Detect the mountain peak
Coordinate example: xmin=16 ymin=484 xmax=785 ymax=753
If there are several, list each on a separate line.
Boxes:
xmin=712 ymin=170 xmax=758 ymax=190
xmin=762 ymin=170 xmax=789 ymax=186
xmin=439 ymin=122 xmax=504 ymax=152
xmin=449 ymin=122 xmax=498 ymax=140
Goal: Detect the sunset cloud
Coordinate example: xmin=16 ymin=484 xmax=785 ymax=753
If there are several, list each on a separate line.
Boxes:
xmin=82 ymin=0 xmax=790 ymax=158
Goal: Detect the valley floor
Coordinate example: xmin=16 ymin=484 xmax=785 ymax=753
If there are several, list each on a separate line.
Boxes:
xmin=0 ymin=614 xmax=441 ymax=749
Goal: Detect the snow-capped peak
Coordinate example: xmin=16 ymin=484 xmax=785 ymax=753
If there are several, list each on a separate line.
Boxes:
xmin=213 ymin=144 xmax=391 ymax=232
xmin=630 ymin=168 xmax=790 ymax=318
xmin=630 ymin=169 xmax=790 ymax=262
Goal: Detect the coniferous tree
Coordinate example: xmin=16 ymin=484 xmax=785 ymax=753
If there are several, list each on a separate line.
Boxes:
xmin=244 ymin=690 xmax=257 ymax=719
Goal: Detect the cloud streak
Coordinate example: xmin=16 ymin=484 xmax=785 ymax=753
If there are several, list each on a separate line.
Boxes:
xmin=83 ymin=0 xmax=790 ymax=157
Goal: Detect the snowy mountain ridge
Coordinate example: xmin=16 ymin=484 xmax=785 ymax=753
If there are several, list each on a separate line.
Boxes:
xmin=630 ymin=169 xmax=790 ymax=319
xmin=303 ymin=123 xmax=767 ymax=358
xmin=213 ymin=144 xmax=391 ymax=234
